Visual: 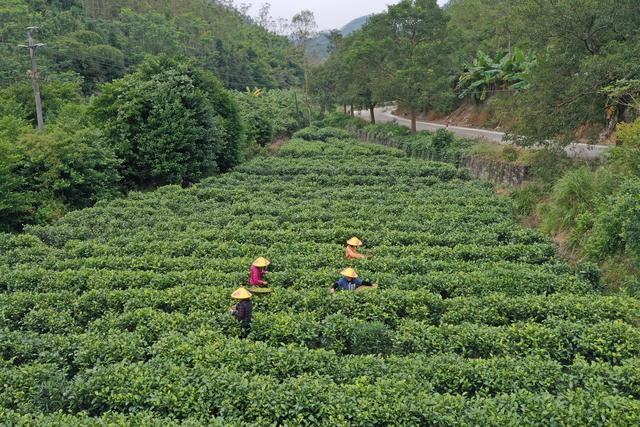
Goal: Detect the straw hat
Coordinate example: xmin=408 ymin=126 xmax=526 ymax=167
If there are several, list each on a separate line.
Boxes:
xmin=340 ymin=268 xmax=358 ymax=279
xmin=231 ymin=287 xmax=252 ymax=300
xmin=252 ymin=257 xmax=271 ymax=268
xmin=346 ymin=237 xmax=363 ymax=247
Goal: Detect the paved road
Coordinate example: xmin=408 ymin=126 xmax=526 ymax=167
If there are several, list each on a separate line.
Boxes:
xmin=356 ymin=107 xmax=609 ymax=160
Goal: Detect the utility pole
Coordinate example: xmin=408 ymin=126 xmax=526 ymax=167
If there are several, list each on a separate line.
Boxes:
xmin=19 ymin=27 xmax=45 ymax=132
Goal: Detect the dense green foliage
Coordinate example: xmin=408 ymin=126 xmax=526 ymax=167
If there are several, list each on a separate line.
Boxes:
xmin=513 ymin=119 xmax=640 ymax=291
xmin=317 ymin=0 xmax=640 ymax=142
xmin=455 ymin=48 xmax=535 ymax=103
xmin=0 ymin=0 xmax=308 ymax=231
xmin=320 ymin=113 xmax=475 ymax=164
xmin=0 ymin=100 xmax=121 ymax=231
xmin=312 ymin=0 xmax=451 ymax=129
xmin=324 ymin=112 xmax=639 ymax=292
xmin=1 ymin=128 xmax=638 ymax=424
xmin=233 ymin=89 xmax=305 ymax=148
xmin=0 ymin=0 xmax=301 ymax=93
xmin=91 ymin=56 xmax=241 ymax=187
xmin=0 ymin=79 xmax=303 ymax=231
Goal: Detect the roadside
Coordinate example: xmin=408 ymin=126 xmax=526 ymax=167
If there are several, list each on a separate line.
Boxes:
xmin=356 ymin=106 xmax=609 ymax=161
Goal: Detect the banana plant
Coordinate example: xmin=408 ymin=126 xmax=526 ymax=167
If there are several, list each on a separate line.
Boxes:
xmin=455 ymin=48 xmax=536 ymax=103
xmin=245 ymin=87 xmax=264 ymax=97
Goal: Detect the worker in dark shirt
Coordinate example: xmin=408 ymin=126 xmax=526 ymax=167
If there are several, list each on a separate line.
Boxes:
xmin=230 ymin=287 xmax=253 ymax=338
xmin=331 ymin=268 xmax=376 ymax=292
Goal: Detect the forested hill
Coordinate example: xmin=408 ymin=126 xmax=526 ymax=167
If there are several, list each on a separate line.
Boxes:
xmin=0 ymin=0 xmax=303 ymax=93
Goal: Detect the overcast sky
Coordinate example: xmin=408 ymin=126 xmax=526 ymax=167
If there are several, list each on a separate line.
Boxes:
xmin=243 ymin=0 xmax=449 ymax=31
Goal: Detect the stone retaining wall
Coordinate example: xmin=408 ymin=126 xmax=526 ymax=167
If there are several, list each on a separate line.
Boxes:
xmin=349 ymin=128 xmax=530 ymax=186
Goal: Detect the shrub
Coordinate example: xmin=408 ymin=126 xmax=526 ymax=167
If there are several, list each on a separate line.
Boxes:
xmin=314 ymin=112 xmax=365 ymax=129
xmin=585 ymin=179 xmax=640 ymax=260
xmin=0 ymin=79 xmax=82 ymax=125
xmin=0 ymin=140 xmax=33 ymax=232
xmin=16 ymin=127 xmax=122 ymax=209
xmin=540 ymin=166 xmax=617 ymax=236
xmin=512 ymin=181 xmax=546 ymax=216
xmin=293 ymin=126 xmax=352 ymax=142
xmin=232 ymin=90 xmax=274 ymax=147
xmin=90 ymin=56 xmax=242 ymax=188
xmin=350 ymin=320 xmax=393 ymax=355
xmin=1 ymin=121 xmax=121 ymax=231
xmin=610 ymin=119 xmax=640 ymax=176
xmin=262 ymin=89 xmax=306 ymax=136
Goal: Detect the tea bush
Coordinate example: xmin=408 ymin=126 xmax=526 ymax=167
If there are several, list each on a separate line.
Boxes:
xmin=1 ymin=130 xmax=638 ymax=424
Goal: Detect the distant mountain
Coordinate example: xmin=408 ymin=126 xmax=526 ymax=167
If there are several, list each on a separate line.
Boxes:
xmin=340 ymin=16 xmax=370 ymax=36
xmin=307 ymin=15 xmax=370 ymax=63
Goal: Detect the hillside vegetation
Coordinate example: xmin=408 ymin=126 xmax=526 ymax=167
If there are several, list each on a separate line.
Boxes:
xmin=1 ymin=0 xmax=302 ymax=91
xmin=1 ymin=1 xmax=307 ymax=231
xmin=306 ymin=15 xmax=369 ymax=62
xmin=1 ymin=128 xmax=640 ymax=424
xmin=314 ymin=0 xmax=640 ymax=142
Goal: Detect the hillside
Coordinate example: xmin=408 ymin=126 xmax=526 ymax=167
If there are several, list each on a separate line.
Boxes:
xmin=0 ymin=0 xmax=302 ymax=92
xmin=1 ymin=127 xmax=639 ymax=424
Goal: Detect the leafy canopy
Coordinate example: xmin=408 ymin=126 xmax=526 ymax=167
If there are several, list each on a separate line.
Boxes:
xmin=90 ymin=56 xmax=242 ymax=188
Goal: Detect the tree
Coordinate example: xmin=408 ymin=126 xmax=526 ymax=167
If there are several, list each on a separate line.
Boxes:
xmin=341 ymin=27 xmax=392 ymax=124
xmin=455 ymin=48 xmax=536 ymax=104
xmin=45 ymin=30 xmax=126 ymax=94
xmin=291 ymin=10 xmax=318 ymax=125
xmin=370 ymin=0 xmax=451 ymax=131
xmin=15 ymin=125 xmax=121 ymax=211
xmin=0 ymin=139 xmax=32 ymax=231
xmin=90 ymin=56 xmax=242 ymax=188
xmin=232 ymin=89 xmax=274 ymax=147
xmin=0 ymin=107 xmax=122 ymax=230
xmin=500 ymin=0 xmax=640 ymax=144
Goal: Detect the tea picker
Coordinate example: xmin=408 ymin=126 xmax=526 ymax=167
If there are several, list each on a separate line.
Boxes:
xmin=346 ymin=237 xmax=370 ymax=260
xmin=230 ymin=287 xmax=253 ymax=338
xmin=331 ymin=268 xmax=378 ymax=292
xmin=249 ymin=256 xmax=273 ymax=294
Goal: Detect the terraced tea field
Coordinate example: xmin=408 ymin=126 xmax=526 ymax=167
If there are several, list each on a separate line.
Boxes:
xmin=1 ymin=129 xmax=639 ymax=425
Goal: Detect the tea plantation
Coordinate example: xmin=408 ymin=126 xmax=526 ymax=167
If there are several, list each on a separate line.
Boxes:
xmin=1 ymin=129 xmax=639 ymax=425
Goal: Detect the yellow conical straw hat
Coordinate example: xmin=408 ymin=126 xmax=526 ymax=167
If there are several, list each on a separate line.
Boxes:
xmin=346 ymin=237 xmax=363 ymax=247
xmin=231 ymin=287 xmax=252 ymax=300
xmin=252 ymin=257 xmax=271 ymax=268
xmin=340 ymin=268 xmax=358 ymax=279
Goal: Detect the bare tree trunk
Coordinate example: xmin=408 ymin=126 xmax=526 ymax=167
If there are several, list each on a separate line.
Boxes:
xmin=350 ymin=105 xmax=355 ymax=117
xmin=369 ymin=104 xmax=376 ymax=124
xmin=410 ymin=109 xmax=417 ymax=132
xmin=599 ymin=104 xmax=625 ymax=142
xmin=343 ymin=104 xmax=347 ymax=114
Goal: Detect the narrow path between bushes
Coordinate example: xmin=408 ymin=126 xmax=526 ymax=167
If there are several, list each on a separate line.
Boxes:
xmin=356 ymin=107 xmax=609 ymax=160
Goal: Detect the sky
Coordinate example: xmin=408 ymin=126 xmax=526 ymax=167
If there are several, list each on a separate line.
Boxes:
xmin=244 ymin=0 xmax=449 ymax=31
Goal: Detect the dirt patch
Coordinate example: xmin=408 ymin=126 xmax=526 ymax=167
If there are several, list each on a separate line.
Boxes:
xmin=267 ymin=137 xmax=289 ymax=154
xmin=446 ymin=104 xmax=496 ymax=128
xmin=518 ymin=213 xmax=541 ymax=229
xmin=575 ymin=122 xmax=604 ymax=144
xmin=424 ymin=111 xmax=447 ymax=122
xmin=554 ymin=231 xmax=578 ymax=261
xmin=398 ymin=103 xmax=499 ymax=130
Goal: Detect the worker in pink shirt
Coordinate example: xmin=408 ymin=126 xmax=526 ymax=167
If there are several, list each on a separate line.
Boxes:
xmin=249 ymin=256 xmax=271 ymax=287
